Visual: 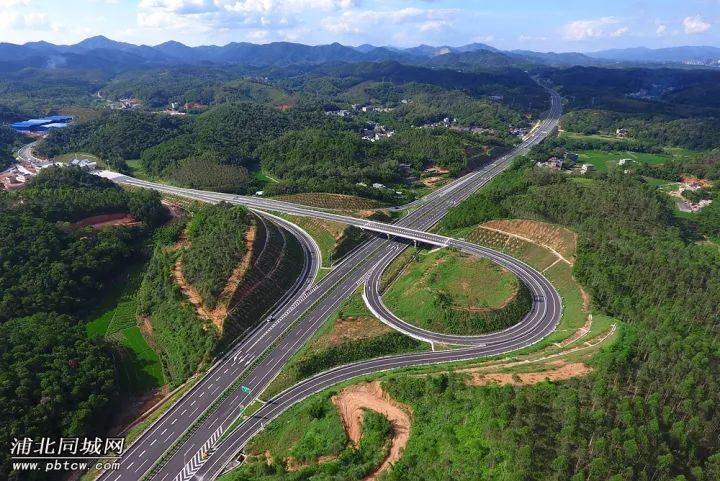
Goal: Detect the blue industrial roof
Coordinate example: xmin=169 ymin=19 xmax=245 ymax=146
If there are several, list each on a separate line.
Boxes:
xmin=11 ymin=119 xmax=50 ymax=127
xmin=10 ymin=115 xmax=72 ymax=130
xmin=41 ymin=115 xmax=73 ymax=122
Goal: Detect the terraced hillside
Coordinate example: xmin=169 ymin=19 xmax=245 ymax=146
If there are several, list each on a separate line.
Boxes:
xmin=222 ymin=214 xmax=306 ymax=345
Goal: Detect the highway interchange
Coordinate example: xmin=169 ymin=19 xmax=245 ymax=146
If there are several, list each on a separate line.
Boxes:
xmin=95 ymin=82 xmax=562 ymax=481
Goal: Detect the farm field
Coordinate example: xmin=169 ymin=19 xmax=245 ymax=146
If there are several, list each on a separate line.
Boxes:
xmin=575 ymin=149 xmax=670 ymax=173
xmin=383 ymin=248 xmax=522 ymax=335
xmin=87 ymin=266 xmax=164 ymax=394
xmin=273 ymin=192 xmax=387 ymax=210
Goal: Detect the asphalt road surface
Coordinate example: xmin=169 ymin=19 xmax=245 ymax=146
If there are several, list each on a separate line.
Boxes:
xmin=95 ymin=83 xmax=561 ymax=481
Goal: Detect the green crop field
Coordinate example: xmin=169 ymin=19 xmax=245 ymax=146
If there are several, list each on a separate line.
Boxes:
xmin=87 ymin=266 xmax=164 ymax=394
xmin=575 ymin=150 xmax=670 ymax=173
xmin=110 ymin=326 xmax=164 ymax=394
xmin=383 ymin=248 xmax=520 ymax=334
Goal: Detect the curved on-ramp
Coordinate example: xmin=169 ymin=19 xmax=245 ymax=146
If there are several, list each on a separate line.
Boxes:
xmin=364 ymin=238 xmax=562 ymax=346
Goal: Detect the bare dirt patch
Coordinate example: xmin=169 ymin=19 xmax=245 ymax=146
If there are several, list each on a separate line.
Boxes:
xmin=480 ymin=219 xmax=576 ymax=263
xmin=332 ymin=381 xmax=411 ymax=481
xmin=465 ymin=362 xmax=592 ymax=386
xmin=421 ymin=176 xmax=445 ymax=187
xmin=579 ymin=287 xmax=591 ymax=312
xmin=310 ymin=316 xmax=392 ymax=351
xmin=161 ymin=200 xmax=187 ymax=220
xmin=76 ymin=212 xmax=140 ymax=229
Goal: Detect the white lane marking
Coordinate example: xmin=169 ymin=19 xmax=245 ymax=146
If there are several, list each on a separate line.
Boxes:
xmin=139 ymin=450 xmax=146 ymax=457
xmin=134 ymin=459 xmax=148 ymax=472
xmin=171 ymin=418 xmax=177 ymax=425
xmin=149 ymin=439 xmax=157 ymax=446
xmin=160 ymin=428 xmax=167 ymax=435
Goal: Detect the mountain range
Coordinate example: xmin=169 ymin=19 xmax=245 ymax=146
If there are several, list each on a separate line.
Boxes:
xmin=0 ymin=36 xmax=718 ymax=73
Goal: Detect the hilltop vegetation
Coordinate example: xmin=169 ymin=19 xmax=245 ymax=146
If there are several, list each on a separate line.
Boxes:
xmin=182 ymin=204 xmax=252 ymax=309
xmin=0 ymin=124 xmax=24 ymax=170
xmin=0 ymin=168 xmax=164 ymax=322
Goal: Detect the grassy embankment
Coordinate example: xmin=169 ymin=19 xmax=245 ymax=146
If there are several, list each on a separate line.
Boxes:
xmin=276 ymin=213 xmax=368 ymax=282
xmin=260 ymin=288 xmax=427 ymax=400
xmin=382 ymin=248 xmax=526 ymax=335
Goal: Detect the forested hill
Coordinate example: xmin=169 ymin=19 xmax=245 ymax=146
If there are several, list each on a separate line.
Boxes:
xmin=0 ymin=125 xmax=24 ymax=170
xmin=0 ymin=168 xmax=167 ymax=480
xmin=438 ymin=158 xmax=720 ymax=479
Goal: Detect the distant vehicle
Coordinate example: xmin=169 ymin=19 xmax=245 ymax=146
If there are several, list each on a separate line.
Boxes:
xmin=267 ymin=315 xmax=275 ymax=323
xmin=201 ymin=451 xmax=209 ymax=460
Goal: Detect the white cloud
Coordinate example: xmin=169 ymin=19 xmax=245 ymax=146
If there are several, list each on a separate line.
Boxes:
xmin=0 ymin=11 xmax=48 ymax=29
xmin=655 ymin=23 xmax=667 ymax=35
xmin=322 ymin=7 xmax=457 ymax=35
xmin=562 ymin=16 xmax=627 ymax=41
xmin=519 ymin=34 xmax=548 ymax=42
xmin=0 ymin=0 xmax=30 ymax=7
xmin=610 ymin=26 xmax=629 ymax=37
xmin=137 ymin=0 xmax=359 ymax=34
xmin=683 ymin=15 xmax=710 ymax=34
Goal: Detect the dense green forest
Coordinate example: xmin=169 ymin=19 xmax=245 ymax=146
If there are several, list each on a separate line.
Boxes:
xmin=37 ymin=111 xmax=190 ymax=171
xmin=0 ymin=169 xmax=164 ymax=322
xmin=546 ymin=67 xmax=720 ymax=150
xmin=561 ymin=109 xmax=720 ymax=150
xmin=135 ymin=242 xmax=218 ymax=387
xmin=103 ymin=69 xmax=289 ymax=108
xmin=24 ymin=64 xmax=528 ymax=199
xmin=0 ymin=125 xmax=24 ymax=170
xmin=0 ymin=168 xmax=167 ymax=480
xmin=17 ymin=166 xmax=166 ymax=225
xmin=0 ymin=313 xmax=117 ymax=481
xmin=182 ymin=204 xmax=252 ymax=309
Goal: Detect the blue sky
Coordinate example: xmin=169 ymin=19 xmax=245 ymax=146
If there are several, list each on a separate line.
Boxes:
xmin=0 ymin=0 xmax=717 ymax=51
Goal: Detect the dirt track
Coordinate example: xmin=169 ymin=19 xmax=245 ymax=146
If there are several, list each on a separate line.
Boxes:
xmin=332 ymin=382 xmax=411 ymax=481
xmin=465 ymin=362 xmax=592 ymax=386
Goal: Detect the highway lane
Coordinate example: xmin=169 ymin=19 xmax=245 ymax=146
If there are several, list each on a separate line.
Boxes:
xmin=97 ymin=213 xmax=321 ymax=481
xmin=96 ymin=83 xmax=562 ymax=481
